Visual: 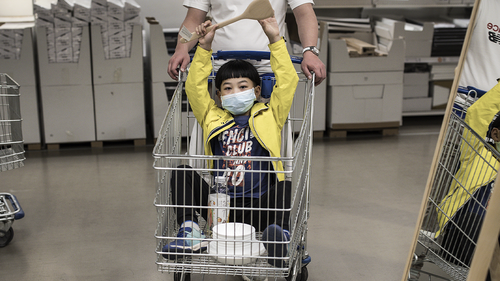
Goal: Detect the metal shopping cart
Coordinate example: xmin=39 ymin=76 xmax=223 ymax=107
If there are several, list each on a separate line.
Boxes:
xmin=0 ymin=73 xmax=25 ymax=247
xmin=409 ymin=87 xmax=498 ymax=281
xmin=153 ymin=51 xmax=314 ymax=281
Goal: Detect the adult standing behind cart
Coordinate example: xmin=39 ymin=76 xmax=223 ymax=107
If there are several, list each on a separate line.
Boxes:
xmin=167 ymin=0 xmax=326 ymax=86
xmin=164 ymin=16 xmax=299 ymax=269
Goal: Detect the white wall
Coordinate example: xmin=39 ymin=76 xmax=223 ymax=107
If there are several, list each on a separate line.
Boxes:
xmin=135 ymin=0 xmax=186 ymax=29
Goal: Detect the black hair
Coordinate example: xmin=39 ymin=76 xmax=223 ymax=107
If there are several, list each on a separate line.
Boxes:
xmin=215 ymin=59 xmax=260 ymax=90
xmin=492 ymin=110 xmax=500 ymax=129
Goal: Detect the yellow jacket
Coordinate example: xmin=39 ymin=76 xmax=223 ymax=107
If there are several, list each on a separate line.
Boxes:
xmin=437 ymin=81 xmax=500 ymax=236
xmin=185 ymin=39 xmax=299 ymax=181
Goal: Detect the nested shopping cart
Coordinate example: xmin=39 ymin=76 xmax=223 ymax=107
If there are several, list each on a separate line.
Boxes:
xmin=0 ymin=73 xmax=25 ymax=247
xmin=153 ymin=51 xmax=314 ymax=281
xmin=409 ymin=86 xmax=498 ymax=281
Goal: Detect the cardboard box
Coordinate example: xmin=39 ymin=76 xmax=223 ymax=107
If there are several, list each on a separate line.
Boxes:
xmin=91 ymin=5 xmax=107 ymax=21
xmin=403 ymin=97 xmax=432 ymax=112
xmin=108 ymin=0 xmax=125 ymax=21
xmin=91 ymin=0 xmax=107 ymax=7
xmin=74 ymin=0 xmax=92 ymax=22
xmin=374 ymin=18 xmax=433 ymax=41
xmin=124 ymin=0 xmax=140 ymax=20
xmin=108 ymin=18 xmax=124 ymax=35
xmin=374 ymin=18 xmax=433 ymax=57
xmin=34 ymin=3 xmax=53 ymax=18
xmin=54 ymin=0 xmax=74 ymax=11
xmin=91 ymin=24 xmax=142 ymax=83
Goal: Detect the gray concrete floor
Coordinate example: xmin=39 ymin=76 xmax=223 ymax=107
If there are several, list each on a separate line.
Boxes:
xmin=0 ymin=116 xmax=444 ymax=281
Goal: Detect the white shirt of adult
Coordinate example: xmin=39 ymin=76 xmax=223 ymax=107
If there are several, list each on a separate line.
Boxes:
xmin=183 ymin=0 xmax=314 ymax=69
xmin=459 ymin=0 xmax=500 ymax=91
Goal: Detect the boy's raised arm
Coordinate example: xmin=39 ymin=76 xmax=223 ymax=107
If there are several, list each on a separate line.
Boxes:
xmin=195 ymin=20 xmax=218 ymax=51
xmin=260 ymin=17 xmax=299 ymax=128
xmin=185 ymin=21 xmax=219 ymax=126
xmin=258 ymin=17 xmax=280 ymax=45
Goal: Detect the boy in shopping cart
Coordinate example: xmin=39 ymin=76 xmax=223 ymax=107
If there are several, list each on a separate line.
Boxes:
xmin=163 ymin=16 xmax=299 ymax=268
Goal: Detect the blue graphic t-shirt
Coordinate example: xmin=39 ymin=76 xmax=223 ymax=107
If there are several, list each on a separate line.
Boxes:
xmin=211 ymin=115 xmax=270 ymax=198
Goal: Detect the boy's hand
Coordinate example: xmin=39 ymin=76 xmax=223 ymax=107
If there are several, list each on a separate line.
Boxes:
xmin=259 ymin=17 xmax=280 ymax=44
xmin=196 ymin=20 xmax=218 ymax=51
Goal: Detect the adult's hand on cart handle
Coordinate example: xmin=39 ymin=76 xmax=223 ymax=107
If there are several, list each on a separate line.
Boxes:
xmin=197 ymin=21 xmax=219 ymax=51
xmin=302 ymin=52 xmax=326 ymax=86
xmin=258 ymin=16 xmax=280 ymax=44
xmin=168 ymin=51 xmax=191 ymax=81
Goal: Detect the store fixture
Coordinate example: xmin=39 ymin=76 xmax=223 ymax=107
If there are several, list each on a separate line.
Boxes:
xmin=37 ymin=25 xmax=96 ymax=146
xmin=91 ymin=24 xmax=146 ymax=144
xmin=326 ymin=33 xmax=405 ymax=136
xmin=0 ymin=25 xmax=41 ymax=148
xmin=143 ymin=18 xmax=178 ymax=139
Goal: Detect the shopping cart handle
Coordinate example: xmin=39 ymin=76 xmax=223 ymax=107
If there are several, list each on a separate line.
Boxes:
xmin=6 ymin=194 xmax=24 ymax=220
xmin=212 ymin=51 xmax=303 ymax=64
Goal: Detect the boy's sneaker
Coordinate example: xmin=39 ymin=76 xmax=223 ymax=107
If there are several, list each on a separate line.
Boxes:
xmin=162 ymin=221 xmax=208 ymax=260
xmin=262 ymin=224 xmax=290 ymax=268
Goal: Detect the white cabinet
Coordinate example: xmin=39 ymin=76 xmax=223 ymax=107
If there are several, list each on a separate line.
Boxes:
xmin=144 ymin=19 xmax=176 ymax=139
xmin=0 ymin=27 xmax=41 ymax=145
xmin=326 ymin=37 xmax=405 ymax=129
xmin=91 ymin=24 xmax=146 ymax=141
xmin=37 ymin=25 xmax=96 ymax=144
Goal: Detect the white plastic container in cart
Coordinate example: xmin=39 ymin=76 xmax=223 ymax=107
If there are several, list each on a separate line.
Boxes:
xmin=0 ymin=73 xmax=25 ymax=247
xmin=153 ymin=51 xmax=314 ymax=281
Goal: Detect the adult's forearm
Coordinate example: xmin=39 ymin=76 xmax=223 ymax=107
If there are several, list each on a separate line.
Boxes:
xmin=175 ymin=8 xmax=207 ymax=53
xmin=292 ymin=3 xmax=319 ymax=48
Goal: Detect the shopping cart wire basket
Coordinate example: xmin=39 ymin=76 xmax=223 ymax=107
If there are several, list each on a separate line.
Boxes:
xmin=0 ymin=73 xmax=25 ymax=248
xmin=153 ymin=51 xmax=314 ymax=281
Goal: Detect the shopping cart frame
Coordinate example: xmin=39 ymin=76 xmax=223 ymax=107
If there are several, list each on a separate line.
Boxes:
xmin=153 ymin=51 xmax=314 ymax=281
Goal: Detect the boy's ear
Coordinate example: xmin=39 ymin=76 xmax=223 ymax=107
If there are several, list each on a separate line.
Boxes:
xmin=216 ymin=89 xmax=222 ymax=104
xmin=493 ymin=128 xmax=500 ymax=142
xmin=254 ymin=85 xmax=261 ymax=100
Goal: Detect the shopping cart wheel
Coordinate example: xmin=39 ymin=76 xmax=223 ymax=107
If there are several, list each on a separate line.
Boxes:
xmin=285 ymin=266 xmax=308 ymax=281
xmin=0 ymin=227 xmax=14 ymax=248
xmin=174 ymin=272 xmax=190 ymax=281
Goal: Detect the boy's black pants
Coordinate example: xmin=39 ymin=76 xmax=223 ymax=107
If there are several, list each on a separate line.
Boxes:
xmin=171 ymin=165 xmax=291 ymax=232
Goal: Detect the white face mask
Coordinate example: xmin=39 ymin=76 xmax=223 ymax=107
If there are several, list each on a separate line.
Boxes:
xmin=220 ymin=88 xmax=256 ymax=115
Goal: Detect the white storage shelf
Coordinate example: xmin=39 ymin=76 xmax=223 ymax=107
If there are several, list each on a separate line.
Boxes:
xmin=0 ymin=27 xmax=41 ymax=145
xmin=144 ymin=19 xmax=176 ymax=139
xmin=91 ymin=24 xmax=146 ymax=141
xmin=37 ymin=25 xmax=96 ymax=144
xmin=326 ymin=37 xmax=405 ymax=128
